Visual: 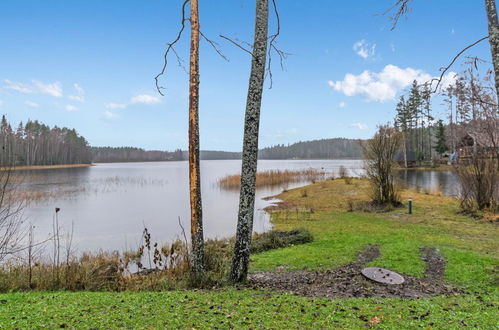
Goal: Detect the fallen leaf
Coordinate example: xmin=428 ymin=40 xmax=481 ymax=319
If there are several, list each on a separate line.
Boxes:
xmin=369 ymin=316 xmax=381 ymax=325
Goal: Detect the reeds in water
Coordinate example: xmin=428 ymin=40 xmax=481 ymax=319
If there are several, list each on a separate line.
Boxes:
xmin=218 ymin=169 xmax=327 ymax=190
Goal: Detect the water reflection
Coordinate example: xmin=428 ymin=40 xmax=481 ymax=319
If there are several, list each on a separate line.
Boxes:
xmin=19 ymin=160 xmax=455 ymax=252
xmin=396 ymin=169 xmax=459 ymax=196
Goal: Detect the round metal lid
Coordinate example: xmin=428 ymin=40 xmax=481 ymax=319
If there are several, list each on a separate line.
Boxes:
xmin=361 ymin=267 xmax=405 ymax=285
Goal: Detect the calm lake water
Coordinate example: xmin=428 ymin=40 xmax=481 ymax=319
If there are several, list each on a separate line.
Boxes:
xmin=19 ymin=160 xmax=457 ymax=252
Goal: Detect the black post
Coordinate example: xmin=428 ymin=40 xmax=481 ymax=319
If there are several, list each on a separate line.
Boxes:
xmin=408 ymin=198 xmax=413 ymax=214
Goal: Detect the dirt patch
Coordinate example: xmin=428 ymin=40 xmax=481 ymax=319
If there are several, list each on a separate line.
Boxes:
xmin=248 ymin=245 xmax=461 ymax=299
xmin=420 ymin=247 xmax=446 ymax=280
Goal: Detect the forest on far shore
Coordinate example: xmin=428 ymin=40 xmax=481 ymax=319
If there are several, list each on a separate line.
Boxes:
xmin=92 ymin=138 xmax=364 ymax=162
xmin=0 ymin=115 xmax=364 ymax=165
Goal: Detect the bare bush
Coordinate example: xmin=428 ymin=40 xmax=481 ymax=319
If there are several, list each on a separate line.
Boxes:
xmin=363 ymin=125 xmax=402 ymax=206
xmin=338 ymin=165 xmax=352 ymax=184
xmin=0 ymin=166 xmax=26 ymax=262
xmin=448 ymin=61 xmax=499 ymax=213
xmin=455 ymin=152 xmax=498 ymax=213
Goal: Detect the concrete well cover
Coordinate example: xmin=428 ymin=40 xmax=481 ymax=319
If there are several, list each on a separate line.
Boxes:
xmin=361 ymin=267 xmax=405 ymax=285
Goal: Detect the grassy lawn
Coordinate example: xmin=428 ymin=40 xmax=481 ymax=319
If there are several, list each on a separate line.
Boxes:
xmin=1 ymin=178 xmax=498 ymax=328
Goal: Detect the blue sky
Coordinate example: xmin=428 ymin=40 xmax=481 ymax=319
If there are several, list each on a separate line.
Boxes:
xmin=0 ymin=0 xmax=491 ymax=151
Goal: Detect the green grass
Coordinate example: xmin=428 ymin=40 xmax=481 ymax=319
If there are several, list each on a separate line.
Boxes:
xmin=1 ymin=290 xmax=498 ymax=329
xmin=1 ymin=179 xmax=498 ymax=328
xmin=250 ymin=211 xmax=498 ymax=291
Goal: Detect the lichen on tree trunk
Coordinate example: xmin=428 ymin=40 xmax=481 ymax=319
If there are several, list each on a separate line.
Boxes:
xmin=485 ymin=0 xmax=499 ymax=104
xmin=230 ymin=0 xmax=269 ymax=283
xmin=188 ymin=0 xmax=204 ymax=277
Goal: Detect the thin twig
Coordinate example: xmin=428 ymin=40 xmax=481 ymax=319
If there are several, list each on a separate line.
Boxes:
xmin=266 ymin=0 xmax=289 ymax=89
xmin=200 ymin=31 xmax=229 ymax=62
xmin=430 ymin=36 xmax=489 ymax=93
xmin=382 ymin=0 xmax=414 ymax=31
xmin=178 ymin=216 xmax=190 ymax=265
xmin=220 ymin=35 xmax=256 ymax=58
xmin=155 ymin=0 xmax=190 ymax=96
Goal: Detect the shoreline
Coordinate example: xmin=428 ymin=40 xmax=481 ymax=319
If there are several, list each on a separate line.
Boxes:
xmin=397 ymin=164 xmax=454 ymax=171
xmin=3 ymin=164 xmax=95 ymax=171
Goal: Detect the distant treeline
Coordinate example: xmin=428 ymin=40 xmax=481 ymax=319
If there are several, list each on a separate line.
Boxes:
xmin=0 ymin=116 xmax=92 ymax=166
xmin=199 ymin=150 xmax=241 ymax=160
xmin=91 ymin=147 xmax=183 ymax=163
xmin=0 ymin=114 xmax=364 ymax=166
xmin=258 ymin=138 xmax=363 ymax=159
xmin=92 ymin=138 xmax=364 ymax=163
xmin=91 ymin=148 xmax=239 ymax=162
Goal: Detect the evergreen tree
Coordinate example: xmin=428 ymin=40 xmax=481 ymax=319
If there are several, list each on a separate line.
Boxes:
xmin=406 ymin=80 xmax=422 ymax=161
xmin=434 ymin=120 xmax=448 ymax=156
xmin=395 ymin=96 xmax=410 ymax=168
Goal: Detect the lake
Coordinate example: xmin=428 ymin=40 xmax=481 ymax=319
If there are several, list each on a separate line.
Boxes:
xmin=19 ymin=160 xmax=458 ymax=252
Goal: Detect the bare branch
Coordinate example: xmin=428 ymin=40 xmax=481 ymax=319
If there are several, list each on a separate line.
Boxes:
xmin=266 ymin=0 xmax=282 ymax=89
xmin=200 ymin=31 xmax=229 ymax=62
xmin=430 ymin=36 xmax=489 ymax=93
xmin=177 ymin=216 xmax=190 ymax=265
xmin=221 ymin=0 xmax=289 ymax=89
xmin=263 ymin=0 xmax=291 ymax=89
xmin=154 ymin=0 xmax=190 ymax=96
xmin=220 ymin=34 xmax=255 ymax=58
xmin=383 ymin=0 xmax=414 ymax=31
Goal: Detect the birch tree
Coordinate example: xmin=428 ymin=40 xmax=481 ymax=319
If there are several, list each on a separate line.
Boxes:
xmin=486 ymin=0 xmax=499 ymax=104
xmin=230 ymin=0 xmax=269 ymax=283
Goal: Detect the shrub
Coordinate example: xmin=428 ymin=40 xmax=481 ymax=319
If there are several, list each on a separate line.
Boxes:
xmin=339 ymin=165 xmax=352 ymax=184
xmin=455 ymin=152 xmax=498 ymax=213
xmin=251 ymin=229 xmax=313 ymax=254
xmin=363 ymin=125 xmax=402 ymax=206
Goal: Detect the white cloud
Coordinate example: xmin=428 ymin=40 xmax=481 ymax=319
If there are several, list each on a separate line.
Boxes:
xmin=105 ymin=93 xmax=161 ymax=111
xmin=32 ymin=80 xmax=63 ymax=97
xmin=328 ymin=64 xmax=457 ymax=102
xmin=2 ymin=79 xmax=63 ymax=97
xmin=103 ymin=110 xmax=119 ymax=120
xmin=105 ymin=103 xmax=127 ymax=109
xmin=130 ymin=94 xmax=161 ymax=105
xmin=25 ymin=100 xmax=40 ymax=108
xmin=351 ymin=123 xmax=368 ymax=130
xmin=68 ymin=83 xmax=85 ymax=102
xmin=353 ymin=40 xmax=376 ymax=59
xmin=65 ymin=104 xmax=78 ymax=112
xmin=0 ymin=100 xmax=3 ymax=107
xmin=3 ymin=79 xmax=33 ymax=94
xmin=338 ymin=102 xmax=346 ymax=108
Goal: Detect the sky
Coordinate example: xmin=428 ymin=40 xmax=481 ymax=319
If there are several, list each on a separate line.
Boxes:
xmin=0 ymin=0 xmax=492 ymax=151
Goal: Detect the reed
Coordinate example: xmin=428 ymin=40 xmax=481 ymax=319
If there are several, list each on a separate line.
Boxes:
xmin=218 ymin=169 xmax=327 ymax=190
xmin=0 ymin=226 xmax=313 ymax=292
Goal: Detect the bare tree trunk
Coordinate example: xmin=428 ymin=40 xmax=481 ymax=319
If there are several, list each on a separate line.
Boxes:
xmin=188 ymin=0 xmax=204 ymax=277
xmin=486 ymin=0 xmax=499 ymax=103
xmin=230 ymin=0 xmax=269 ymax=283
xmin=403 ymin=132 xmax=408 ymax=168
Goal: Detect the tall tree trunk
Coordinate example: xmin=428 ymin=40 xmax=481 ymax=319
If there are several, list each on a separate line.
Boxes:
xmin=403 ymin=131 xmax=408 ymax=168
xmin=230 ymin=0 xmax=269 ymax=283
xmin=188 ymin=0 xmax=204 ymax=277
xmin=486 ymin=0 xmax=499 ymax=103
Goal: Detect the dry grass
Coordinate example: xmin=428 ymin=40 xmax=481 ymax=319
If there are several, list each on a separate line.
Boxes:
xmin=0 ymin=239 xmax=224 ymax=292
xmin=218 ymin=169 xmax=328 ymax=190
xmin=0 ymin=227 xmax=314 ymax=292
xmin=264 ymin=178 xmax=498 ymax=255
